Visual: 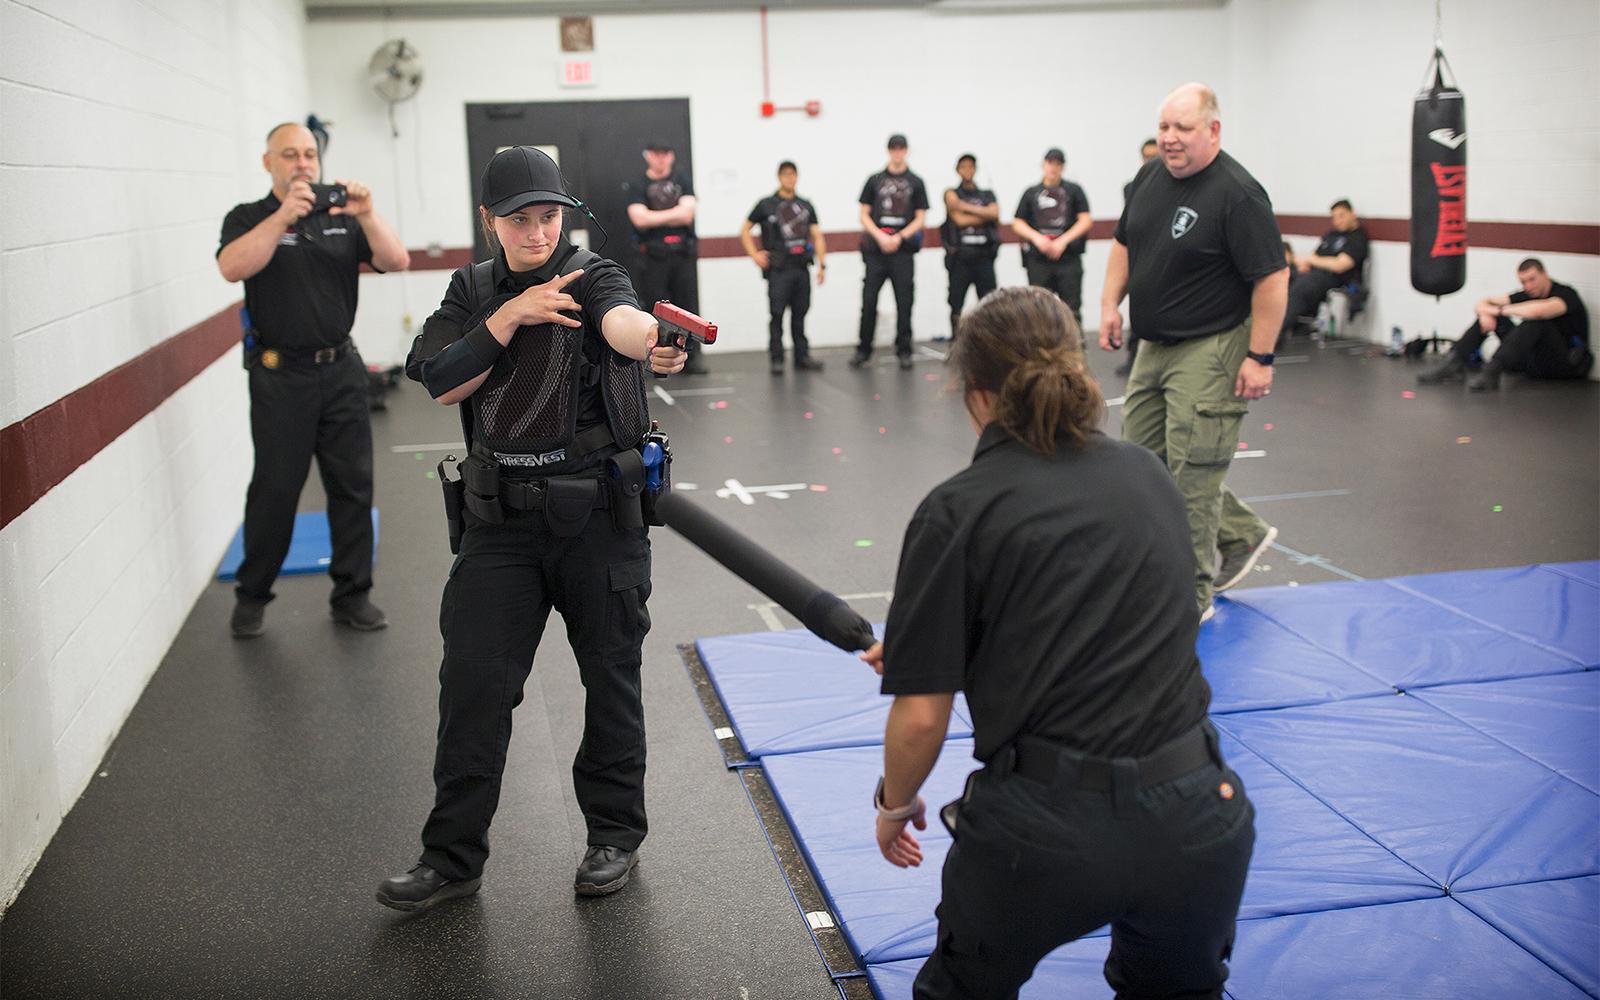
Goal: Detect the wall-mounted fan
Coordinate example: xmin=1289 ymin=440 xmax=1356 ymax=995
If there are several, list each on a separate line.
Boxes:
xmin=368 ymin=39 xmax=423 ymax=137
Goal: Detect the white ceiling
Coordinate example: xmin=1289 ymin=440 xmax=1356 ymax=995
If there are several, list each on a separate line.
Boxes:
xmin=305 ymin=0 xmax=1226 ymax=21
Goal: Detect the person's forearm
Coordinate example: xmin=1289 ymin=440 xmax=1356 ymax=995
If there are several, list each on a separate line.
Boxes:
xmin=899 ymin=211 xmax=926 ymax=239
xmin=882 ymin=695 xmax=952 ymax=809
xmin=356 ymin=210 xmax=410 ymax=272
xmin=1250 ymin=268 xmax=1290 ymax=352
xmin=860 ymin=205 xmax=881 ymax=236
xmin=813 ymin=230 xmax=827 ymax=267
xmin=1503 ymin=299 xmax=1567 ymax=321
xmin=1101 ymin=240 xmax=1130 ymax=307
xmin=1309 ymin=253 xmax=1353 ymax=274
xmin=738 ymin=224 xmax=760 ymax=258
xmin=217 ymin=214 xmax=290 ymax=282
xmin=1012 ymin=219 xmax=1041 ymax=242
xmin=1058 ymin=213 xmax=1093 ymax=246
xmin=600 ymin=305 xmax=656 ymax=361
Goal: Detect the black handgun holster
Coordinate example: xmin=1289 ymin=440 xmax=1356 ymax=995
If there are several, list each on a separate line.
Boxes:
xmin=438 ymin=457 xmax=466 ymax=554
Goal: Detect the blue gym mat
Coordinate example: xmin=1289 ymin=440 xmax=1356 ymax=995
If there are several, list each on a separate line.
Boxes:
xmin=216 ymin=510 xmax=380 ymax=582
xmin=695 ymin=629 xmax=973 ymax=760
xmin=696 ymin=563 xmax=1600 ymax=998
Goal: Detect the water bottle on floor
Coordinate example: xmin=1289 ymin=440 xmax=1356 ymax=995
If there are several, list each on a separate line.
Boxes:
xmin=1387 ymin=326 xmax=1404 ymax=357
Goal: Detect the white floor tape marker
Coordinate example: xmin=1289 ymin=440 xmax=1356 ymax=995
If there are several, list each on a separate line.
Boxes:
xmin=747 ymin=591 xmax=894 ymax=631
xmin=1268 ymin=541 xmax=1364 ymax=581
xmin=716 ymin=480 xmax=810 ymax=505
xmin=1241 ymin=489 xmax=1352 ymax=503
xmin=653 ymin=385 xmax=676 ymax=406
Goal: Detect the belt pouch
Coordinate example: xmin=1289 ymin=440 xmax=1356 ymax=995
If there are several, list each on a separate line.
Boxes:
xmin=606 ymin=450 xmax=646 ymax=531
xmin=461 ymin=452 xmax=504 ymax=525
xmin=438 ymin=457 xmax=466 ymax=553
xmin=544 ymin=478 xmax=596 ymax=537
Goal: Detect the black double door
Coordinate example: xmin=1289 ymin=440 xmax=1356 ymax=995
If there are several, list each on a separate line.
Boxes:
xmin=464 ymin=98 xmax=693 ymax=296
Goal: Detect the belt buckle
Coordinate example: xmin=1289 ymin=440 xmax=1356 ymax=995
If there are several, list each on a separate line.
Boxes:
xmin=313 ymin=347 xmax=338 ymax=364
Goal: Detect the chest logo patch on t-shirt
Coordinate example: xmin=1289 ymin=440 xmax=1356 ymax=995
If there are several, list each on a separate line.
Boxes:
xmin=1171 ymin=206 xmax=1199 ymax=240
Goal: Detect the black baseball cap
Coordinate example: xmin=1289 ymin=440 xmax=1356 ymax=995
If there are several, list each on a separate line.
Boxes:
xmin=1044 ymin=147 xmax=1066 ymax=163
xmin=887 ymin=133 xmax=908 ymax=149
xmin=480 ymin=146 xmax=579 ymax=216
xmin=644 ymin=139 xmax=674 ymax=152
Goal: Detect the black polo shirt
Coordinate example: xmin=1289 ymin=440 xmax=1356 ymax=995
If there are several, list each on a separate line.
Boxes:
xmin=1510 ymin=281 xmax=1590 ymax=348
xmin=629 ymin=171 xmax=696 ymax=244
xmin=881 ymin=423 xmax=1211 ymax=761
xmin=218 ymin=193 xmax=374 ymax=350
xmin=1115 ymin=152 xmax=1286 ymax=341
xmin=1314 ymin=226 xmax=1369 ymax=280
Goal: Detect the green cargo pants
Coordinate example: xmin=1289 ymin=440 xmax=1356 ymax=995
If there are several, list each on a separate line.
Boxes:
xmin=1121 ymin=321 xmax=1271 ymax=611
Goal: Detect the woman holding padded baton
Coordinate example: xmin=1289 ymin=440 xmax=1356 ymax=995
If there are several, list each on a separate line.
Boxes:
xmin=379 ymin=146 xmax=684 ymax=911
xmin=864 ymin=286 xmax=1255 ymax=999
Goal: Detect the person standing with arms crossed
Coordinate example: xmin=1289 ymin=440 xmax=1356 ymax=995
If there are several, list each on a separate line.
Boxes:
xmin=1100 ymin=84 xmax=1287 ymax=617
xmin=940 ymin=153 xmax=1000 ymax=341
xmin=216 ymin=122 xmax=410 ymax=638
xmin=852 ymin=134 xmax=929 ymax=371
xmin=740 ymin=160 xmax=828 ymax=375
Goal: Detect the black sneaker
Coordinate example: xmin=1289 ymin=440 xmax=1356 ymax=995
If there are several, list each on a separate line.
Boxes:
xmin=1417 ymin=357 xmax=1466 ymax=384
xmin=848 ymin=352 xmax=872 ymax=370
xmin=375 ymin=863 xmax=480 ymax=912
xmin=1215 ymin=525 xmax=1278 ymax=593
xmin=769 ymin=359 xmax=785 ymax=376
xmin=794 ymin=356 xmax=825 ymax=372
xmin=897 ymin=355 xmax=915 ymax=370
xmin=332 ymin=597 xmax=388 ymax=631
xmin=1113 ymin=359 xmax=1133 ymax=377
xmin=230 ymin=600 xmax=266 ymax=639
xmin=575 ymin=846 xmax=638 ymax=897
xmin=1467 ymin=364 xmax=1502 ymax=392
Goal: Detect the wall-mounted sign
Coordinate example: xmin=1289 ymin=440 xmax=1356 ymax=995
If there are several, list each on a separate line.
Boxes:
xmin=561 ymin=17 xmax=594 ymax=52
xmin=560 ymin=60 xmax=596 ymax=88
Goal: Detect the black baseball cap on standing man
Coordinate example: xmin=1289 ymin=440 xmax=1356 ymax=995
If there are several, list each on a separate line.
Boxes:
xmin=480 ymin=146 xmax=579 ymax=216
xmin=887 ymin=133 xmax=909 ymax=149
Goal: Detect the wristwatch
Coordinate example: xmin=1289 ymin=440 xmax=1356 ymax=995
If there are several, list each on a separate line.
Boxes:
xmin=1246 ymin=350 xmax=1275 ymax=366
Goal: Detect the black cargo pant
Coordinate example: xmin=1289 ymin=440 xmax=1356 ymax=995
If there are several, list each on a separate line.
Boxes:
xmin=638 ymin=247 xmax=702 ymax=360
xmin=767 ymin=265 xmax=814 ymax=361
xmin=1024 ymin=253 xmax=1084 ymax=318
xmin=858 ymin=247 xmax=916 ymax=359
xmin=236 ymin=351 xmax=374 ymax=608
xmin=1453 ymin=316 xmax=1593 ymax=378
xmin=913 ymin=724 xmax=1255 ymax=1000
xmin=1281 ymin=268 xmax=1343 ymax=334
xmin=419 ymin=505 xmax=652 ymax=881
xmin=946 ymin=252 xmax=997 ymax=337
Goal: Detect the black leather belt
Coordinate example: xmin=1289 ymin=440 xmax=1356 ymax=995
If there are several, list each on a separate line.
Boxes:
xmin=498 ymin=476 xmax=610 ymax=512
xmin=1008 ymin=722 xmax=1218 ymax=792
xmin=261 ymin=339 xmax=354 ymax=369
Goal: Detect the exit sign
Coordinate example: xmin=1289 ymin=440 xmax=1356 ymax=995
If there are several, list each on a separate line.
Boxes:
xmin=560 ymin=60 xmax=596 ymax=88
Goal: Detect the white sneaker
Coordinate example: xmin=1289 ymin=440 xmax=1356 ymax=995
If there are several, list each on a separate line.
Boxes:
xmin=1215 ymin=525 xmax=1279 ymax=593
xmin=1200 ymin=603 xmax=1216 ymax=624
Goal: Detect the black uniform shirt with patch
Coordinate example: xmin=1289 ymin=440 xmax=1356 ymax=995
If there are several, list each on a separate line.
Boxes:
xmin=1015 ymin=181 xmax=1092 ymax=254
xmin=880 ymin=424 xmax=1212 ymax=761
xmin=941 ymin=185 xmax=999 ymax=251
xmin=1509 ymin=281 xmax=1590 ymax=348
xmin=859 ymin=170 xmax=930 ymax=231
xmin=218 ymin=193 xmax=374 ymax=350
xmin=419 ymin=244 xmax=640 ymax=476
xmin=1116 ymin=152 xmax=1286 ymax=341
xmin=629 ymin=172 xmax=696 ymax=243
xmin=747 ymin=194 xmax=821 ymax=266
xmin=1314 ymin=226 xmax=1370 ymax=280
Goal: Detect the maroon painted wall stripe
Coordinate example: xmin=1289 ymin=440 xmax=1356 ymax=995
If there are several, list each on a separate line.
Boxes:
xmin=403 ymin=217 xmax=1596 ymax=270
xmin=0 ymin=303 xmax=240 ymax=529
xmin=3 ymin=213 xmax=1594 ymax=527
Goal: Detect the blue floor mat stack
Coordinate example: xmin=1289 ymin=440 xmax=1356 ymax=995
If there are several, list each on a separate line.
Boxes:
xmin=695 ymin=563 xmax=1600 ymax=999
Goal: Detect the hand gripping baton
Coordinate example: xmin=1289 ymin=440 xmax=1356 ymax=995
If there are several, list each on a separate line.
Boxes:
xmin=653 ymin=492 xmax=876 ymax=653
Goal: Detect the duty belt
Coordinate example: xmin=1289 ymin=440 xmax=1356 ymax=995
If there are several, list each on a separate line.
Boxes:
xmin=1004 ymin=721 xmax=1219 ymax=792
xmin=497 ymin=475 xmax=611 ymax=513
xmin=259 ymin=338 xmax=354 ymax=370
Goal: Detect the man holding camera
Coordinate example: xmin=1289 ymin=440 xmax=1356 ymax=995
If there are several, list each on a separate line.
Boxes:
xmin=216 ymin=121 xmax=410 ymax=638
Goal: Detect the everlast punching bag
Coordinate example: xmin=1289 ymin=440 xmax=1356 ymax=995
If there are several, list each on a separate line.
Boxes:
xmin=1411 ymin=48 xmax=1466 ymax=296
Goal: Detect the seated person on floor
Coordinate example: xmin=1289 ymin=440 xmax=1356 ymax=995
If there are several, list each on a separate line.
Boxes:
xmin=1418 ymin=257 xmax=1593 ymax=391
xmin=1281 ymin=199 xmax=1368 ymax=341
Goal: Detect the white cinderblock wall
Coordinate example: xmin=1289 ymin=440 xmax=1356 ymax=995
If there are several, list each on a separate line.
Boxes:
xmin=0 ymin=0 xmax=312 ymax=908
xmin=305 ymin=1 xmax=1597 ymax=366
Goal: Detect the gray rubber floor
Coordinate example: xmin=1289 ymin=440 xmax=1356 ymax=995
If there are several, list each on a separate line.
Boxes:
xmin=2 ymin=329 xmax=1596 ymax=1000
